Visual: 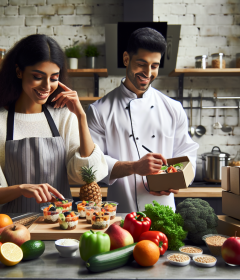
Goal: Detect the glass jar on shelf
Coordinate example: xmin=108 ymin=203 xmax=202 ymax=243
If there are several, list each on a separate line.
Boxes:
xmin=228 ymin=151 xmax=240 ymax=166
xmin=236 ymin=53 xmax=240 ymax=68
xmin=211 ymin=53 xmax=226 ymax=69
xmin=0 ymin=48 xmax=6 ymax=64
xmin=195 ymin=55 xmax=208 ymax=69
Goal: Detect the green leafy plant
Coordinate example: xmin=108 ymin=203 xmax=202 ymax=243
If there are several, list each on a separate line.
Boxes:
xmin=64 ymin=42 xmax=82 ymax=59
xmin=84 ymin=45 xmax=100 ymax=58
xmin=144 ymin=200 xmax=188 ymax=250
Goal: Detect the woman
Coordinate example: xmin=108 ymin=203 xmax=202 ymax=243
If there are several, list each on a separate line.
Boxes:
xmin=0 ymin=34 xmax=108 ymax=213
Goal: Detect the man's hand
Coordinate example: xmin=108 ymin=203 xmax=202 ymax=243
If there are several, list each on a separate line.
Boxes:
xmin=150 ymin=189 xmax=179 ymax=196
xmin=132 ymin=153 xmax=167 ymax=176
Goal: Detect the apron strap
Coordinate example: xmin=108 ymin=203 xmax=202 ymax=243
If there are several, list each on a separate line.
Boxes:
xmin=6 ymin=103 xmax=60 ymax=141
xmin=42 ymin=105 xmax=60 ymax=137
xmin=6 ymin=103 xmax=15 ymax=141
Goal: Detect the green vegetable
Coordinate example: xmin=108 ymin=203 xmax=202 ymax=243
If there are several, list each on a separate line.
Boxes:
xmin=176 ymin=198 xmax=218 ymax=244
xmin=144 ymin=200 xmax=187 ymax=250
xmin=86 ymin=243 xmax=136 ymax=273
xmin=79 ymin=230 xmax=110 ymax=261
xmin=161 ymin=166 xmax=168 ymax=170
xmin=173 ymin=163 xmax=183 ymax=168
xmin=120 ymin=219 xmax=124 ymax=228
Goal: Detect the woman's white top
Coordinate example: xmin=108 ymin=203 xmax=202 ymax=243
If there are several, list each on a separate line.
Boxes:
xmin=0 ymin=105 xmax=108 ymax=189
xmin=86 ymin=81 xmax=199 ymax=213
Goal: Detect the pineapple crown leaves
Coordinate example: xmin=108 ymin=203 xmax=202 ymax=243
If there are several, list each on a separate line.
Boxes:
xmin=80 ymin=166 xmax=97 ymax=184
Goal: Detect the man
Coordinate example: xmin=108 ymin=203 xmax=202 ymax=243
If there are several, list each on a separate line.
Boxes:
xmin=86 ymin=27 xmax=199 ymax=213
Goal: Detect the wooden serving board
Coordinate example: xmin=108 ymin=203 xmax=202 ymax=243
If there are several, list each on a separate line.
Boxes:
xmin=28 ymin=216 xmax=122 ymax=240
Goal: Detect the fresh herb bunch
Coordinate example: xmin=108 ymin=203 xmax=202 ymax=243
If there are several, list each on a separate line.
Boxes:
xmin=65 ymin=44 xmax=82 ymax=59
xmin=144 ymin=200 xmax=188 ymax=250
xmin=84 ymin=45 xmax=100 ymax=57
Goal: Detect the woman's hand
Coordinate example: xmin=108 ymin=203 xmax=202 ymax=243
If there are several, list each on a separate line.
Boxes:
xmin=149 ymin=189 xmax=179 ymax=196
xmin=19 ymin=183 xmax=65 ymax=204
xmin=52 ymin=81 xmax=85 ymax=117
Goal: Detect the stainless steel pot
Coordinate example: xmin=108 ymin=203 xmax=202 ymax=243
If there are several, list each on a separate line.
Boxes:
xmin=201 ymin=146 xmax=230 ymax=182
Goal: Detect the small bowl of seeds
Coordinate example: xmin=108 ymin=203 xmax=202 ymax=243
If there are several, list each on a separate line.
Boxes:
xmin=193 ymin=254 xmax=217 ymax=268
xmin=167 ymin=253 xmax=190 ymax=266
xmin=202 ymin=234 xmax=229 ymax=256
xmin=179 ymin=246 xmax=203 ymax=258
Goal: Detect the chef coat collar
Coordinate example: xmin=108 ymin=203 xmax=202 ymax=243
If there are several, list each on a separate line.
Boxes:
xmin=120 ymin=78 xmax=152 ymax=99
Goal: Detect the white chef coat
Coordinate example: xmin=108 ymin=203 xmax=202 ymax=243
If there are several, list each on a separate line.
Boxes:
xmin=86 ymin=80 xmax=199 ymax=213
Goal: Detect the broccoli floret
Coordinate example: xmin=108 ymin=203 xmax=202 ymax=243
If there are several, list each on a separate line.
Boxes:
xmin=176 ymin=198 xmax=218 ymax=244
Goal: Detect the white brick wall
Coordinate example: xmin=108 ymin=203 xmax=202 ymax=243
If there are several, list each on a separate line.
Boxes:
xmin=0 ymin=0 xmax=239 ymax=173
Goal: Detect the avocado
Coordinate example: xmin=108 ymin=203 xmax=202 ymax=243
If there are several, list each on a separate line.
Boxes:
xmin=60 ymin=222 xmax=68 ymax=230
xmin=59 ymin=213 xmax=65 ymax=222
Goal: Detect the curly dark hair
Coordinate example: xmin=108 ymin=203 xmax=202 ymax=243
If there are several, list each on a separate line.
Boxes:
xmin=0 ymin=34 xmax=68 ymax=107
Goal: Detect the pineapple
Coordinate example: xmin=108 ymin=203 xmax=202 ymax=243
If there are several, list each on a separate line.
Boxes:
xmin=79 ymin=166 xmax=102 ymax=205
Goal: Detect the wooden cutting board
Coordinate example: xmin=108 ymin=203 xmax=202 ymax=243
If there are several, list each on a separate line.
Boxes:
xmin=28 ymin=216 xmax=122 ymax=240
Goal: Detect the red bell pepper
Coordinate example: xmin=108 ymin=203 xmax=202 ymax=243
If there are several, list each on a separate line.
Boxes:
xmin=123 ymin=212 xmax=151 ymax=242
xmin=139 ymin=231 xmax=168 ymax=256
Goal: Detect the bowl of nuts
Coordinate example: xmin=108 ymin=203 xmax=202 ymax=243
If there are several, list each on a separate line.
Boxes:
xmin=167 ymin=253 xmax=190 ymax=266
xmin=179 ymin=246 xmax=203 ymax=258
xmin=202 ymin=234 xmax=229 ymax=256
xmin=193 ymin=254 xmax=217 ymax=267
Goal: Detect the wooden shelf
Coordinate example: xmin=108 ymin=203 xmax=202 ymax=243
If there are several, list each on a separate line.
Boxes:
xmin=67 ymin=68 xmax=108 ymax=77
xmin=70 ymin=187 xmax=108 ymax=198
xmin=70 ymin=187 xmax=222 ymax=198
xmin=174 ymin=187 xmax=222 ymax=198
xmin=169 ymin=68 xmax=240 ymax=77
xmin=79 ymin=97 xmax=101 ymax=101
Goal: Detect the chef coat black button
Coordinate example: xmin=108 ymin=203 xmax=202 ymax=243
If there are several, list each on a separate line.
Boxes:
xmin=125 ymin=106 xmax=129 ymax=109
xmin=129 ymin=134 xmax=133 ymax=137
xmin=151 ymin=106 xmax=154 ymax=108
xmin=152 ymin=135 xmax=155 ymax=138
xmin=136 ymin=137 xmax=139 ymax=140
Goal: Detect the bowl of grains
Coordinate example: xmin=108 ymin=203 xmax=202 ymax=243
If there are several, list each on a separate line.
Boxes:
xmin=202 ymin=234 xmax=229 ymax=256
xmin=179 ymin=246 xmax=203 ymax=258
xmin=167 ymin=253 xmax=190 ymax=266
xmin=55 ymin=238 xmax=79 ymax=257
xmin=193 ymin=254 xmax=217 ymax=268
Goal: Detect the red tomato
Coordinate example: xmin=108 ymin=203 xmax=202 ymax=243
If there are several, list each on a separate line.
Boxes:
xmin=167 ymin=166 xmax=177 ymax=173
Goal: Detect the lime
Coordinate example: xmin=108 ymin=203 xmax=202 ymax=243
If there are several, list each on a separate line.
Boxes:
xmin=20 ymin=240 xmax=45 ymax=260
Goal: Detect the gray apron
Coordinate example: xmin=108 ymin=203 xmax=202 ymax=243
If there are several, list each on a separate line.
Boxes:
xmin=2 ymin=103 xmax=72 ymax=213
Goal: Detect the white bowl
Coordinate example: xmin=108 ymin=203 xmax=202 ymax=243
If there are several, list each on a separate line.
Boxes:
xmin=167 ymin=253 xmax=190 ymax=266
xmin=179 ymin=245 xmax=203 ymax=258
xmin=55 ymin=239 xmax=79 ymax=257
xmin=193 ymin=254 xmax=217 ymax=267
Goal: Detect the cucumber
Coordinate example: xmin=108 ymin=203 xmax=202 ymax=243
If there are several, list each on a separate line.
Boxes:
xmin=85 ymin=243 xmax=137 ymax=273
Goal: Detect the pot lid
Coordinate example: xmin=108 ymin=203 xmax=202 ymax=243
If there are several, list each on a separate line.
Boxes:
xmin=202 ymin=146 xmax=230 ymax=158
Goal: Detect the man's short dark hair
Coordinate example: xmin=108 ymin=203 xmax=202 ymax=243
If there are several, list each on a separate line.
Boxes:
xmin=126 ymin=27 xmax=167 ymax=56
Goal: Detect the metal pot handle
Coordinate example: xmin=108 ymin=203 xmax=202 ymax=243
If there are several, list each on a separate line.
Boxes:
xmin=212 ymin=146 xmax=221 ymax=153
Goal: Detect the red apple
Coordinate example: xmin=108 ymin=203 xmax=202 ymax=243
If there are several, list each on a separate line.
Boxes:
xmin=1 ymin=223 xmax=30 ymax=247
xmin=221 ymin=233 xmax=240 ymax=266
xmin=105 ymin=224 xmax=134 ymax=250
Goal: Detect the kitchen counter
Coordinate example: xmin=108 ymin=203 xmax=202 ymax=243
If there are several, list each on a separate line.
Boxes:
xmin=1 ymin=214 xmax=239 ymax=280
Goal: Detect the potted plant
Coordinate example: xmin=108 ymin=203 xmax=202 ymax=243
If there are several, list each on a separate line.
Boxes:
xmin=84 ymin=45 xmax=100 ymax=69
xmin=64 ymin=42 xmax=82 ymax=69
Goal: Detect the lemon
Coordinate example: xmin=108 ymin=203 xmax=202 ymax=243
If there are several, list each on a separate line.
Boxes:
xmin=0 ymin=242 xmax=23 ymax=266
xmin=20 ymin=240 xmax=45 ymax=260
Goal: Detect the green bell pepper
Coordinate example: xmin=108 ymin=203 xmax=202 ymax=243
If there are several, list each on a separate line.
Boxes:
xmin=79 ymin=230 xmax=110 ymax=261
